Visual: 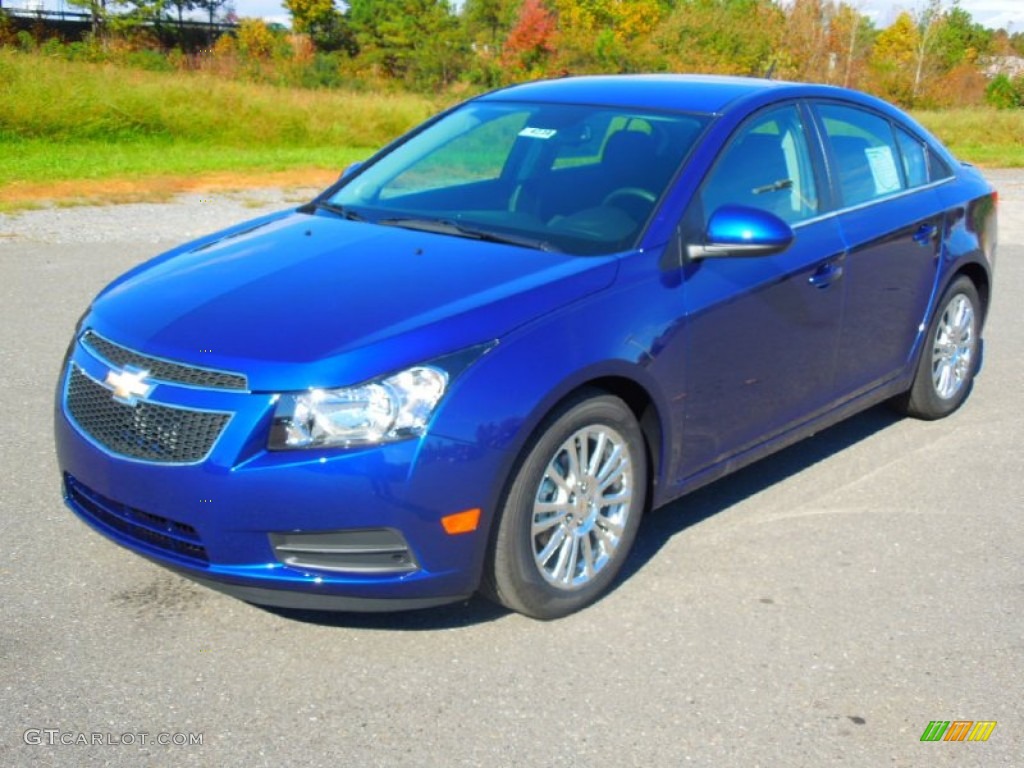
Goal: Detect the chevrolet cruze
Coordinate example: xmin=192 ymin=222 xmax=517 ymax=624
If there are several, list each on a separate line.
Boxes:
xmin=55 ymin=75 xmax=997 ymax=619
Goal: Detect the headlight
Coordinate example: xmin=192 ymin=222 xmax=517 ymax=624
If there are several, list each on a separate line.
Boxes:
xmin=270 ymin=366 xmax=449 ymax=450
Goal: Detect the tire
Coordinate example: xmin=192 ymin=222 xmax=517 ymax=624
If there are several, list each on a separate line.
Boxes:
xmin=484 ymin=391 xmax=648 ymax=620
xmin=893 ymin=275 xmax=982 ymax=420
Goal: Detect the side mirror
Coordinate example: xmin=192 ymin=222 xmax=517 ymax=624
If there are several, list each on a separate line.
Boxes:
xmin=688 ymin=205 xmax=794 ymax=260
xmin=339 ymin=161 xmax=364 ymax=180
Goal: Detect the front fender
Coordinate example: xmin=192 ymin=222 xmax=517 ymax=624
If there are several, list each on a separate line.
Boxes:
xmin=429 ymin=250 xmax=684 ymax=527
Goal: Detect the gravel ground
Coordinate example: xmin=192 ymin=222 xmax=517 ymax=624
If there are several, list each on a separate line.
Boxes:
xmin=0 ymin=188 xmax=321 ymax=245
xmin=0 ymin=173 xmax=1020 ymax=768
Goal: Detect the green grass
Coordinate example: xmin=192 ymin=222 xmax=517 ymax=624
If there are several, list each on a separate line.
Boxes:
xmin=0 ymin=49 xmax=437 ymax=146
xmin=0 ymin=49 xmax=439 ymax=195
xmin=912 ymin=109 xmax=1024 ymax=168
xmin=0 ymin=139 xmax=371 ymax=186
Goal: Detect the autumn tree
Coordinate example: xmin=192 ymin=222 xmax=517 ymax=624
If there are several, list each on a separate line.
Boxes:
xmin=779 ymin=0 xmax=833 ymax=82
xmin=870 ymin=10 xmax=918 ymax=104
xmin=909 ymin=0 xmax=943 ymax=102
xmin=501 ymin=0 xmax=557 ymax=77
xmin=285 ymin=0 xmax=335 ymax=34
xmin=553 ymin=0 xmax=667 ymax=73
xmin=237 ymin=17 xmax=276 ymax=60
xmin=828 ymin=3 xmax=875 ymax=89
xmin=1012 ymin=32 xmax=1024 ymax=57
xmin=654 ymin=0 xmax=784 ymax=77
xmin=284 ymin=0 xmax=352 ymax=51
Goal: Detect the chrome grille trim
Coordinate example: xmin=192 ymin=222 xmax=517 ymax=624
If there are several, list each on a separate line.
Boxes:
xmin=82 ymin=330 xmax=248 ymax=391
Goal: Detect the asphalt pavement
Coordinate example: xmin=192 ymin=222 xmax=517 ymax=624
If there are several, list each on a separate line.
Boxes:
xmin=0 ymin=176 xmax=1021 ymax=767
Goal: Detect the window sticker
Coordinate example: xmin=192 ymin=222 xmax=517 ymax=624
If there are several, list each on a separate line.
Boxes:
xmin=518 ymin=127 xmax=558 ymax=140
xmin=864 ymin=145 xmax=901 ymax=195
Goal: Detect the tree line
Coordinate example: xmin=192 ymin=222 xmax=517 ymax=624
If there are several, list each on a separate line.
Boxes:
xmin=4 ymin=0 xmax=1024 ymax=108
xmin=287 ymin=0 xmax=1024 ymax=107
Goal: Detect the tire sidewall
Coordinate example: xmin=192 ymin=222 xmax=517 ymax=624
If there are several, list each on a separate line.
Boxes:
xmin=911 ymin=276 xmax=982 ymax=419
xmin=491 ymin=394 xmax=648 ymax=619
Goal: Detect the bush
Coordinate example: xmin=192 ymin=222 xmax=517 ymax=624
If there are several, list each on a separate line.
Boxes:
xmin=16 ymin=30 xmax=36 ymax=53
xmin=985 ymin=74 xmax=1022 ymax=109
xmin=125 ymin=49 xmax=176 ymax=72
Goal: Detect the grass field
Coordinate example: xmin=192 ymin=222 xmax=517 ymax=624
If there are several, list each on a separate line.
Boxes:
xmin=914 ymin=109 xmax=1024 ymax=168
xmin=0 ymin=50 xmax=439 ymax=208
xmin=1 ymin=49 xmax=1021 ymax=209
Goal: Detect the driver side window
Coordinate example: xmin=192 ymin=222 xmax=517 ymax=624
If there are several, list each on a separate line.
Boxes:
xmin=700 ymin=105 xmax=818 ymax=226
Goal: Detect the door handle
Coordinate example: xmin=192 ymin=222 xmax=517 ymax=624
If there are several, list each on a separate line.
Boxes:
xmin=808 ymin=261 xmax=844 ymax=289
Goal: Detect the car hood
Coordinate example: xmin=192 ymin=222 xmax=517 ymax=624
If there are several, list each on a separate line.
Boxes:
xmin=87 ymin=211 xmax=619 ymax=391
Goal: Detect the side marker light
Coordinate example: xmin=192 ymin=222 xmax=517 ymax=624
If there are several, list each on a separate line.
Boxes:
xmin=441 ymin=508 xmax=481 ymax=535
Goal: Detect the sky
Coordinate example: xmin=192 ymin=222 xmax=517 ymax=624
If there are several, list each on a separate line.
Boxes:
xmin=20 ymin=0 xmax=1024 ymax=32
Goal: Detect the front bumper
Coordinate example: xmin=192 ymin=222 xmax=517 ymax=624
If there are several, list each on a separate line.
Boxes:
xmin=54 ymin=343 xmax=508 ymax=611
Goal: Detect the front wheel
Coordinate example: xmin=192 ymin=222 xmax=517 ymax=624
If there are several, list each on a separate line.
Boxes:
xmin=485 ymin=392 xmax=648 ymax=619
xmin=893 ymin=275 xmax=982 ymax=420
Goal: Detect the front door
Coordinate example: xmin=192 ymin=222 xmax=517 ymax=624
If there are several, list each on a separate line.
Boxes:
xmin=676 ymin=104 xmax=846 ymax=480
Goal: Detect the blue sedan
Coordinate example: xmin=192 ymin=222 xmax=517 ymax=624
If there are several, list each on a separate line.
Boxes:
xmin=55 ymin=75 xmax=997 ymax=619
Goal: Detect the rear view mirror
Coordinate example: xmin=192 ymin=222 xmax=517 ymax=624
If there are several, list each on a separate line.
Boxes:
xmin=688 ymin=204 xmax=794 ymax=259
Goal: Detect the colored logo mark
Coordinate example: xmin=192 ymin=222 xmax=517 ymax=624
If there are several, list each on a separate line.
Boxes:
xmin=920 ymin=721 xmax=997 ymax=742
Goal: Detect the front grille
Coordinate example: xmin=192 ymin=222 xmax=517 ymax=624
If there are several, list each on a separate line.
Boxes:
xmin=66 ymin=365 xmax=230 ymax=464
xmin=82 ymin=330 xmax=248 ymax=391
xmin=64 ymin=474 xmax=208 ymax=564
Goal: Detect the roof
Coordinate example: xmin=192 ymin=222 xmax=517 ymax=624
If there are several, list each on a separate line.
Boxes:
xmin=479 ymin=74 xmax=798 ymax=115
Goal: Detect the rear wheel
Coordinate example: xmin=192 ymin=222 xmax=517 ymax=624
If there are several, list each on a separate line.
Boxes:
xmin=894 ymin=275 xmax=981 ymax=420
xmin=485 ymin=392 xmax=647 ymax=619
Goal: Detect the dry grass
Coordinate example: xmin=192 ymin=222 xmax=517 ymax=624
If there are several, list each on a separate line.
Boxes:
xmin=0 ymin=169 xmax=338 ymax=211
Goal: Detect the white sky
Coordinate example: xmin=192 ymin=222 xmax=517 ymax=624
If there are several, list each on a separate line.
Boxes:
xmin=22 ymin=0 xmax=1024 ymax=32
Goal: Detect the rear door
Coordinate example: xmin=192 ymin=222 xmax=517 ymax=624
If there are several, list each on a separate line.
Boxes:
xmin=813 ymin=102 xmax=948 ymax=397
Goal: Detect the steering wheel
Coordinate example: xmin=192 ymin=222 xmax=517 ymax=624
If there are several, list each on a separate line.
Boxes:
xmin=602 ymin=187 xmax=657 ymax=209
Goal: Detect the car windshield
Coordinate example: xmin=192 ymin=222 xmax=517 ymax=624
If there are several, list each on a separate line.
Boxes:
xmin=326 ymin=101 xmax=709 ymax=256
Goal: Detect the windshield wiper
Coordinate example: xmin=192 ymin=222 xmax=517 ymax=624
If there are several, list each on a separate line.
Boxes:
xmin=377 ymin=217 xmax=560 ymax=252
xmin=300 ymin=201 xmax=365 ymax=221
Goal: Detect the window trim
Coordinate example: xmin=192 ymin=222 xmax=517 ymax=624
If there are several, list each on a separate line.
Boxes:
xmin=808 ymin=98 xmax=956 ymax=214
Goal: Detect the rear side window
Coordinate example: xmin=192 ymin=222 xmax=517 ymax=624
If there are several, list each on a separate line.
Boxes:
xmin=895 ymin=127 xmax=928 ymax=188
xmin=818 ymin=104 xmax=905 ymax=207
xmin=928 ymin=147 xmax=954 ymax=181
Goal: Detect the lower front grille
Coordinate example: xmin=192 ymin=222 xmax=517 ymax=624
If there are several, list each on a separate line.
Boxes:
xmin=64 ymin=474 xmax=209 ymax=564
xmin=270 ymin=529 xmax=419 ymax=574
xmin=65 ymin=365 xmax=230 ymax=464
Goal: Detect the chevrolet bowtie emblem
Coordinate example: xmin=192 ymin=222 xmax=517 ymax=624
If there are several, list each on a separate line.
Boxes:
xmin=105 ymin=368 xmax=154 ymax=404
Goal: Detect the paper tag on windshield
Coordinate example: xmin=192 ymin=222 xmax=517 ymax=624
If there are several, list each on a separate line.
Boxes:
xmin=519 ymin=127 xmax=557 ymax=139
